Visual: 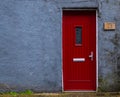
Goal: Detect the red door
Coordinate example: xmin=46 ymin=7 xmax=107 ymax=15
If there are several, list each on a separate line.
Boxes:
xmin=62 ymin=10 xmax=96 ymax=91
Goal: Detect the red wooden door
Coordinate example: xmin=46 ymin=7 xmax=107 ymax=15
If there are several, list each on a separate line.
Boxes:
xmin=62 ymin=10 xmax=96 ymax=91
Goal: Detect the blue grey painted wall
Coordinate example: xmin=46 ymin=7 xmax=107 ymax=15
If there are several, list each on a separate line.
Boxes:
xmin=97 ymin=0 xmax=120 ymax=91
xmin=0 ymin=0 xmax=120 ymax=92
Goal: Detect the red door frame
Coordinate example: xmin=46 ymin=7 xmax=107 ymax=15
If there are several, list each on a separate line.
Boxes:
xmin=62 ymin=9 xmax=98 ymax=92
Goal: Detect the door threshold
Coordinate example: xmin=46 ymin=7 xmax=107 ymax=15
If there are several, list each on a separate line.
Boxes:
xmin=63 ymin=90 xmax=97 ymax=92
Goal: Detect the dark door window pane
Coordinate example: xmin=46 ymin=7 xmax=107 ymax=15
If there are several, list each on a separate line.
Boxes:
xmin=75 ymin=27 xmax=82 ymax=45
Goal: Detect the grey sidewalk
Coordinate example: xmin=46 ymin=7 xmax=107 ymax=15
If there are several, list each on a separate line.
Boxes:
xmin=0 ymin=92 xmax=120 ymax=97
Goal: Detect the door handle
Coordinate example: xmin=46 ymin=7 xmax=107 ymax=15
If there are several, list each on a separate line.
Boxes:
xmin=89 ymin=51 xmax=93 ymax=61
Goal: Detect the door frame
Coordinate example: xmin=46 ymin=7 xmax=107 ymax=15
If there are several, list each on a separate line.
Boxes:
xmin=62 ymin=8 xmax=98 ymax=92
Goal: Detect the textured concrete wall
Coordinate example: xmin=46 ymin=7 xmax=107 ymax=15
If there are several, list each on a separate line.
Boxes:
xmin=97 ymin=0 xmax=120 ymax=92
xmin=0 ymin=0 xmax=120 ymax=92
xmin=0 ymin=0 xmax=62 ymax=92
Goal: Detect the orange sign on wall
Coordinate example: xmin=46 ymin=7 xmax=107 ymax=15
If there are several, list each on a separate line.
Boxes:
xmin=104 ymin=22 xmax=116 ymax=30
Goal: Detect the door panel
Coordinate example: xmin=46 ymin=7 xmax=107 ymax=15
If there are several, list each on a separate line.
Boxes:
xmin=62 ymin=10 xmax=96 ymax=91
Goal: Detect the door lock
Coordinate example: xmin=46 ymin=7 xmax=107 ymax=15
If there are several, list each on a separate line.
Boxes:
xmin=89 ymin=51 xmax=93 ymax=61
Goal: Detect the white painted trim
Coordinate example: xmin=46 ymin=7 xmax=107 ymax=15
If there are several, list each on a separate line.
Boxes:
xmin=63 ymin=8 xmax=97 ymax=11
xmin=62 ymin=9 xmax=98 ymax=92
xmin=96 ymin=10 xmax=98 ymax=91
xmin=61 ymin=8 xmax=64 ymax=92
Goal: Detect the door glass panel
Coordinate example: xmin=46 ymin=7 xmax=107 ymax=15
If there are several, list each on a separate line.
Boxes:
xmin=75 ymin=27 xmax=82 ymax=45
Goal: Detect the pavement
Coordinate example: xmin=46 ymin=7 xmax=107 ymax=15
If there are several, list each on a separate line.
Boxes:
xmin=0 ymin=92 xmax=120 ymax=97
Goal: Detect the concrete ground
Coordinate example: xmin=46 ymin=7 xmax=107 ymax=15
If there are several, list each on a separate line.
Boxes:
xmin=0 ymin=92 xmax=120 ymax=97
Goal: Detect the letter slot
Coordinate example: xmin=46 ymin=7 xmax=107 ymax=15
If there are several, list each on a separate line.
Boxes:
xmin=73 ymin=58 xmax=85 ymax=62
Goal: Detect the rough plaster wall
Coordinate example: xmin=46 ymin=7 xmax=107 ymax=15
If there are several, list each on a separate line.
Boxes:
xmin=98 ymin=0 xmax=120 ymax=91
xmin=0 ymin=0 xmax=62 ymax=92
xmin=0 ymin=0 xmax=120 ymax=92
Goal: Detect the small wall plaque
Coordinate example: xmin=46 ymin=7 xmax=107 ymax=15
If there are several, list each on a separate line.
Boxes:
xmin=104 ymin=22 xmax=116 ymax=30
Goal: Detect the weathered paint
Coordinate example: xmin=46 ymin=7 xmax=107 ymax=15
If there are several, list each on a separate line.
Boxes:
xmin=0 ymin=0 xmax=120 ymax=92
